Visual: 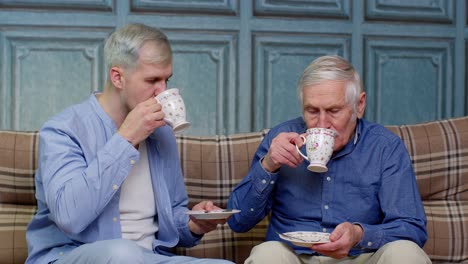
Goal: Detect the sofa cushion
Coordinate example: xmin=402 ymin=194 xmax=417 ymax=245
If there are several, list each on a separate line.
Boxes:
xmin=386 ymin=116 xmax=468 ymax=201
xmin=386 ymin=116 xmax=468 ymax=263
xmin=0 ymin=131 xmax=38 ymax=206
xmin=174 ymin=131 xmax=269 ymax=262
xmin=0 ymin=204 xmax=34 ymax=264
xmin=0 ymin=131 xmax=37 ymax=264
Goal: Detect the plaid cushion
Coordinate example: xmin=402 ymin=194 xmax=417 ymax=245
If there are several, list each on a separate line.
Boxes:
xmin=1 ymin=116 xmax=467 ymax=263
xmin=0 ymin=130 xmax=38 ymax=264
xmin=386 ymin=116 xmax=468 ymax=263
xmin=0 ymin=204 xmax=35 ymax=264
xmin=175 ymin=131 xmax=268 ymax=262
xmin=386 ymin=117 xmax=468 ymax=201
xmin=0 ymin=131 xmax=38 ymax=205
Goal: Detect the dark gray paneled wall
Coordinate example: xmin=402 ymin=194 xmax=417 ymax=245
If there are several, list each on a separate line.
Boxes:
xmin=0 ymin=0 xmax=466 ymax=135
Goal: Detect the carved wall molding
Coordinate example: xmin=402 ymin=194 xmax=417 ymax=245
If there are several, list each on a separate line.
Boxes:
xmin=0 ymin=0 xmax=113 ymax=11
xmin=253 ymin=33 xmax=350 ymax=130
xmin=365 ymin=37 xmax=453 ymax=124
xmin=3 ymin=31 xmax=106 ymax=130
xmin=131 ymin=0 xmax=238 ymax=16
xmin=366 ymin=0 xmax=454 ymax=23
xmin=254 ymin=0 xmax=350 ymax=19
xmin=168 ymin=30 xmax=238 ymax=135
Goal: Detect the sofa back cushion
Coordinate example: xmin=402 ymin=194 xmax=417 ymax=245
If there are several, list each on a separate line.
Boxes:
xmin=386 ymin=116 xmax=468 ymax=263
xmin=174 ymin=131 xmax=269 ymax=261
xmin=386 ymin=117 xmax=468 ymax=201
xmin=0 ymin=131 xmax=38 ymax=205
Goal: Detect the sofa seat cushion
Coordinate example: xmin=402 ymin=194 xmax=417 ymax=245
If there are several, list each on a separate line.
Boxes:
xmin=423 ymin=200 xmax=468 ymax=263
xmin=0 ymin=204 xmax=35 ymax=264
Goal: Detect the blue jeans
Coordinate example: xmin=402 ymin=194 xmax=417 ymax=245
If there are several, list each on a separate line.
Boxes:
xmin=53 ymin=239 xmax=234 ymax=264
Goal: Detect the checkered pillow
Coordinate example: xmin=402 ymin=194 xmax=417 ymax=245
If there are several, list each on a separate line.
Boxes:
xmin=0 ymin=131 xmax=38 ymax=263
xmin=386 ymin=117 xmax=468 ymax=263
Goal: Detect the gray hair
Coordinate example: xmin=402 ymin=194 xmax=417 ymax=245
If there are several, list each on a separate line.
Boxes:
xmin=104 ymin=23 xmax=172 ymax=74
xmin=297 ymin=55 xmax=363 ymax=111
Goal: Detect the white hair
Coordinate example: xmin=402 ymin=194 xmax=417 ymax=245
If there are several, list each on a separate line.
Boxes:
xmin=104 ymin=23 xmax=172 ymax=75
xmin=297 ymin=55 xmax=363 ymax=115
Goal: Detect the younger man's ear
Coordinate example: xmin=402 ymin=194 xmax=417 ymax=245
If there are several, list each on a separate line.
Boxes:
xmin=109 ymin=67 xmax=124 ymax=89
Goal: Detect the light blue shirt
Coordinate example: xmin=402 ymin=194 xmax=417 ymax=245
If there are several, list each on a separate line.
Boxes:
xmin=228 ymin=117 xmax=427 ymax=256
xmin=26 ymin=94 xmax=200 ymax=264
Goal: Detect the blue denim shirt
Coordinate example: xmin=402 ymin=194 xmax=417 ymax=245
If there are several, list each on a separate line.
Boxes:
xmin=26 ymin=94 xmax=200 ymax=264
xmin=228 ymin=117 xmax=427 ymax=256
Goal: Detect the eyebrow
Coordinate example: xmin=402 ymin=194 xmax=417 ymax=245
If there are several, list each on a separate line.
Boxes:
xmin=144 ymin=73 xmax=173 ymax=80
xmin=305 ymin=102 xmax=345 ymax=110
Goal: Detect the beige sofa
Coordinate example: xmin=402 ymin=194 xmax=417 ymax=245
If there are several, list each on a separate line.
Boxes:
xmin=0 ymin=116 xmax=467 ymax=263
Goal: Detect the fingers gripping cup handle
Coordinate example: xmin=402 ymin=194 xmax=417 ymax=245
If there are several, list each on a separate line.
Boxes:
xmin=295 ymin=135 xmax=309 ymax=161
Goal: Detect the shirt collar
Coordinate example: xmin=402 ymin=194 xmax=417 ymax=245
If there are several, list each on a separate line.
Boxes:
xmin=332 ymin=118 xmax=362 ymax=159
xmin=90 ymin=92 xmax=118 ymax=131
xmin=353 ymin=118 xmax=362 ymax=145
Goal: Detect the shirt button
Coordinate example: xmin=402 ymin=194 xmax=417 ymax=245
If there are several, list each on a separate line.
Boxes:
xmin=324 ymin=205 xmax=329 ymax=210
xmin=59 ymin=252 xmax=64 ymax=255
xmin=250 ymin=208 xmax=254 ymax=212
xmin=130 ymin=159 xmax=136 ymax=165
xmin=113 ymin=217 xmax=117 ymax=222
xmin=261 ymin=179 xmax=267 ymax=184
xmin=322 ymin=228 xmax=327 ymax=232
xmin=326 ymin=176 xmax=331 ymax=181
xmin=112 ymin=184 xmax=118 ymax=190
xmin=270 ymin=180 xmax=275 ymax=184
xmin=367 ymin=241 xmax=372 ymax=246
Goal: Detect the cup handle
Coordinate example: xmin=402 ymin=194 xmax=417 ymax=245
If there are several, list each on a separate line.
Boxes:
xmin=295 ymin=135 xmax=309 ymax=161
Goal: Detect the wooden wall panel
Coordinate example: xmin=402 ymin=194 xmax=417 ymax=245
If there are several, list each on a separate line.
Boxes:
xmin=131 ymin=0 xmax=238 ymax=15
xmin=168 ymin=31 xmax=237 ymax=136
xmin=0 ymin=0 xmax=113 ymax=11
xmin=1 ymin=29 xmax=107 ymax=130
xmin=253 ymin=33 xmax=350 ymax=130
xmin=365 ymin=37 xmax=454 ymax=125
xmin=365 ymin=0 xmax=454 ymax=23
xmin=254 ymin=0 xmax=350 ymax=19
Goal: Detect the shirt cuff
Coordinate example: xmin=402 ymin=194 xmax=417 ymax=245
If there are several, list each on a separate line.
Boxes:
xmin=353 ymin=222 xmax=382 ymax=249
xmin=253 ymin=157 xmax=279 ymax=194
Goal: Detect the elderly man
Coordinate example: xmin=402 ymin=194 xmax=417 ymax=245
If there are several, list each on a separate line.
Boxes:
xmin=228 ymin=55 xmax=430 ymax=264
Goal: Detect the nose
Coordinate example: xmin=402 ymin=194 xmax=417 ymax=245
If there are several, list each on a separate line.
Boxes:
xmin=155 ymin=81 xmax=167 ymax=95
xmin=318 ymin=112 xmax=331 ymax=129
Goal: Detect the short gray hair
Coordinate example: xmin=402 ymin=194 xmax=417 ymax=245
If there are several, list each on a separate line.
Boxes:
xmin=104 ymin=23 xmax=172 ymax=74
xmin=297 ymin=55 xmax=363 ymax=110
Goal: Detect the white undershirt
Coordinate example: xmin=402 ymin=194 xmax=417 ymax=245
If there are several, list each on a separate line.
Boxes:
xmin=119 ymin=141 xmax=158 ymax=250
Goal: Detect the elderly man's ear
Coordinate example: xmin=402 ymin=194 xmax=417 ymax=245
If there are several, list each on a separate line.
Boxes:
xmin=356 ymin=92 xmax=366 ymax=119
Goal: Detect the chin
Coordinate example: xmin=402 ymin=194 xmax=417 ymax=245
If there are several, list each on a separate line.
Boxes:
xmin=333 ymin=141 xmax=343 ymax=152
